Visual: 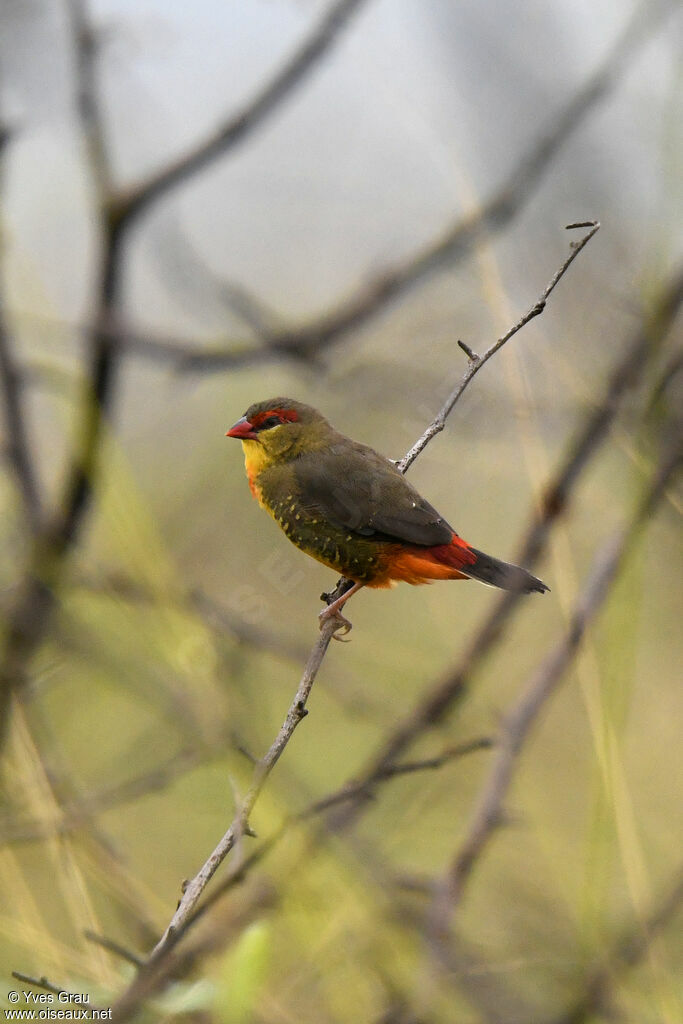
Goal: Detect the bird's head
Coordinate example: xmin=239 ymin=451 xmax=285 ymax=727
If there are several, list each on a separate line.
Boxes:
xmin=226 ymin=398 xmax=330 ymax=471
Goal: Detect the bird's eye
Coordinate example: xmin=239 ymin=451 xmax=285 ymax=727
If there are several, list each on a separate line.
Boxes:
xmin=260 ymin=415 xmax=282 ymax=430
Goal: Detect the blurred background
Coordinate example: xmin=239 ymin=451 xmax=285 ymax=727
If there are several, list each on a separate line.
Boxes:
xmin=0 ymin=0 xmax=681 ymax=1021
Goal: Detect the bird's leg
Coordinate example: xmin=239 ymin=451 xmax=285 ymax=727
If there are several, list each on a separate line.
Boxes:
xmin=319 ymin=581 xmax=364 ymax=636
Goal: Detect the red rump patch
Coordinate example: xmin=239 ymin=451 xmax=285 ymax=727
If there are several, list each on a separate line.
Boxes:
xmin=366 ymin=533 xmax=478 ymax=588
xmin=430 ymin=534 xmax=477 ymax=568
xmin=251 ymin=408 xmax=300 ymax=428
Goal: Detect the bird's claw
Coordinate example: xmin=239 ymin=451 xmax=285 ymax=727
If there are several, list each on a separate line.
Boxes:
xmin=318 ymin=606 xmax=353 ymax=640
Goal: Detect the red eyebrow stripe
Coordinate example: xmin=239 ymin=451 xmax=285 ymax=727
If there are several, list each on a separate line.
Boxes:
xmin=251 ymin=408 xmax=299 ymax=426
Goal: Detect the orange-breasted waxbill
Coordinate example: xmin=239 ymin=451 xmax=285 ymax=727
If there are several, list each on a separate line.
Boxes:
xmin=226 ymin=398 xmax=548 ymax=624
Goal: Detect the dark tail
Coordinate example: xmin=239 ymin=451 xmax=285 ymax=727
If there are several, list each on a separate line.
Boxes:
xmin=465 ymin=547 xmax=549 ymax=594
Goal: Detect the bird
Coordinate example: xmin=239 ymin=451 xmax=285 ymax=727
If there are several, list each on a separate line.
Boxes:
xmin=226 ymin=398 xmax=548 ymax=629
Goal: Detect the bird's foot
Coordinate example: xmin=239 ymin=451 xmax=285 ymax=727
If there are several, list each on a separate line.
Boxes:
xmin=319 ymin=579 xmax=363 ymax=639
xmin=318 ymin=604 xmax=353 ymax=640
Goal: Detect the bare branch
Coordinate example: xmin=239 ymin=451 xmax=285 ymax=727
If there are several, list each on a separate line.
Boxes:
xmin=397 ymin=222 xmax=600 ymax=473
xmin=110 ymin=0 xmax=371 ymax=228
xmin=84 ymin=931 xmax=144 ymax=970
xmin=0 ymin=132 xmax=42 ymax=531
xmin=0 ymin=316 xmax=42 ymax=532
xmin=147 ymin=1 xmax=675 ymax=375
xmin=98 ymin=735 xmax=490 ymax=1021
xmin=11 ymin=972 xmax=79 ymax=1001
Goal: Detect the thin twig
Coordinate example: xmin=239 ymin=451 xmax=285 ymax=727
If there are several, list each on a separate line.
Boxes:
xmin=396 ymin=222 xmax=600 ymax=473
xmin=11 ymin=972 xmax=79 ymax=1000
xmin=84 ymin=930 xmax=144 ymax=969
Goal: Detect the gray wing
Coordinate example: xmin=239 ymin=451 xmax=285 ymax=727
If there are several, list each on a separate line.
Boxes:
xmin=292 ymin=440 xmax=454 ymax=547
